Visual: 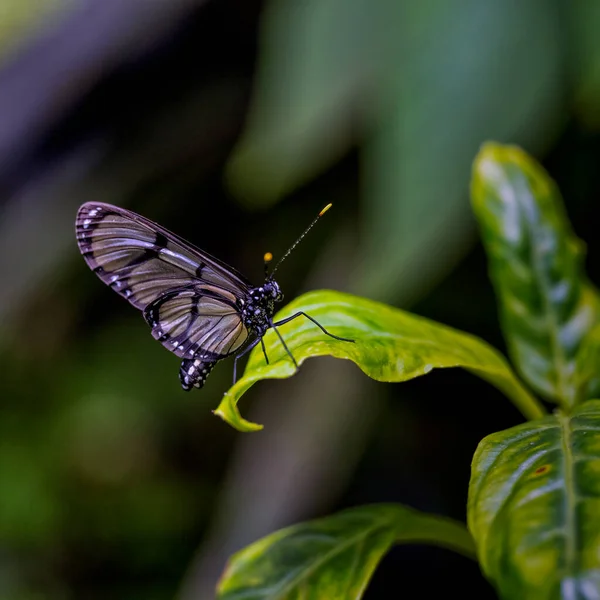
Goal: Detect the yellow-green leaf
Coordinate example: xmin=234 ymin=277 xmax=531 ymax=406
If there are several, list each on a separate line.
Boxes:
xmin=213 ymin=290 xmax=544 ymax=432
xmin=216 ymin=503 xmax=475 ymax=600
xmin=468 ymin=400 xmax=600 ymax=599
xmin=471 ymin=142 xmax=600 ymax=409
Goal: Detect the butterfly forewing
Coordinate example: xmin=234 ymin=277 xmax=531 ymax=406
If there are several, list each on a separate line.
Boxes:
xmin=76 ymin=202 xmax=251 ymax=363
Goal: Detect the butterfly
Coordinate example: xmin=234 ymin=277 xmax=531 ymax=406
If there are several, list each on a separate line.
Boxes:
xmin=75 ymin=202 xmax=353 ymax=391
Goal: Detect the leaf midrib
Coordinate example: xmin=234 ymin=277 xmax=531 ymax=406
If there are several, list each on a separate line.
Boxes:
xmin=518 ymin=176 xmax=570 ymax=403
xmin=558 ymin=411 xmax=577 ymax=581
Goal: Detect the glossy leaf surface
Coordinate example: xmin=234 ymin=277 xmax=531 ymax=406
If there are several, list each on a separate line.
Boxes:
xmin=216 ymin=503 xmax=475 ymax=599
xmin=468 ymin=400 xmax=600 ymax=599
xmin=213 ymin=290 xmax=544 ymax=432
xmin=575 ymin=324 xmax=600 ymax=402
xmin=471 ymin=143 xmax=600 ymax=408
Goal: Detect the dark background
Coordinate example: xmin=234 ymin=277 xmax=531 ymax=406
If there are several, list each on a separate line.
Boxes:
xmin=1 ymin=1 xmax=600 ymax=598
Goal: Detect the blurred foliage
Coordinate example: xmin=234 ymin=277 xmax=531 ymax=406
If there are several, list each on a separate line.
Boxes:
xmin=571 ymin=1 xmax=600 ymax=128
xmin=1 ymin=0 xmax=600 ymax=598
xmin=0 ymin=0 xmax=73 ymax=65
xmin=226 ymin=0 xmax=565 ymax=302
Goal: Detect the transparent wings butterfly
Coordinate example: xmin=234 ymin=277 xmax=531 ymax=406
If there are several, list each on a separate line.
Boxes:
xmin=76 ymin=202 xmax=353 ymax=391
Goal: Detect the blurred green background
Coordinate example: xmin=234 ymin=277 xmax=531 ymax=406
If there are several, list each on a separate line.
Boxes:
xmin=1 ymin=0 xmax=600 ymax=598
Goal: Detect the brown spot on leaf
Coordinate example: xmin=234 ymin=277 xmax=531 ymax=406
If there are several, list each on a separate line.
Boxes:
xmin=533 ymin=465 xmax=550 ymax=476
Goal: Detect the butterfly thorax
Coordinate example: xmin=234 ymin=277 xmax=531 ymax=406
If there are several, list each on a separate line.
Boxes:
xmin=240 ymin=279 xmax=283 ymax=336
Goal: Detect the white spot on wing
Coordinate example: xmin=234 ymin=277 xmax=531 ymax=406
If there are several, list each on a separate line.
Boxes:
xmin=83 ymin=219 xmax=91 ymax=228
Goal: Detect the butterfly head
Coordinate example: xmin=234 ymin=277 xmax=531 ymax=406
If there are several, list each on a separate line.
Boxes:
xmin=264 ymin=279 xmax=284 ymax=303
xmin=263 ymin=253 xmax=284 ymax=303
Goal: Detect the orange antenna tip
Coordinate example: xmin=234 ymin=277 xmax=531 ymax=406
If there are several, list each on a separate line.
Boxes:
xmin=264 ymin=252 xmax=273 ymax=263
xmin=319 ymin=203 xmax=333 ymax=217
xmin=270 ymin=203 xmax=334 ymax=276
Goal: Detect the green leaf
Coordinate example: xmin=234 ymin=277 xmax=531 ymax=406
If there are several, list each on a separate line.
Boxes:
xmin=468 ymin=400 xmax=600 ymax=599
xmin=471 ymin=142 xmax=600 ymax=409
xmin=213 ymin=290 xmax=544 ymax=432
xmin=216 ymin=503 xmax=475 ymax=599
xmin=574 ymin=324 xmax=600 ymax=403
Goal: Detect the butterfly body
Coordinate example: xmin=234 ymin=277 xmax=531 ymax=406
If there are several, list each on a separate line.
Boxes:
xmin=76 ymin=202 xmax=352 ymax=393
xmin=179 ymin=354 xmax=218 ymax=390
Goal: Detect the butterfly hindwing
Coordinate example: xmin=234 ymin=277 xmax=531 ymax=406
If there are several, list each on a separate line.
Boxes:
xmin=144 ymin=289 xmax=248 ymax=359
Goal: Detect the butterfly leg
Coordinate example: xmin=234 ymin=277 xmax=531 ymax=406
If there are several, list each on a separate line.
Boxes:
xmin=260 ymin=337 xmax=270 ymax=365
xmin=232 ymin=337 xmax=262 ymax=386
xmin=272 ymin=311 xmax=354 ymax=343
xmin=272 ymin=326 xmax=299 ymax=371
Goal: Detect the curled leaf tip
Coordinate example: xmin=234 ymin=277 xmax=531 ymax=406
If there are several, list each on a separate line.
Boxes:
xmin=212 ymin=403 xmax=264 ymax=433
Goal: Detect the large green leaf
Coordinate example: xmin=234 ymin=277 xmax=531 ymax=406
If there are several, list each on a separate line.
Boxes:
xmin=216 ymin=503 xmax=475 ymax=599
xmin=213 ymin=290 xmax=544 ymax=432
xmin=468 ymin=400 xmax=600 ymax=599
xmin=471 ymin=143 xmax=600 ymax=409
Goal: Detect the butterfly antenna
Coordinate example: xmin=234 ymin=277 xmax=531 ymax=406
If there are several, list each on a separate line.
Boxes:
xmin=264 ymin=251 xmax=273 ymax=278
xmin=269 ymin=203 xmax=333 ymax=277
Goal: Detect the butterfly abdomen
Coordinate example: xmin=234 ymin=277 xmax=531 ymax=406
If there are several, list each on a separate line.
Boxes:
xmin=179 ymin=356 xmax=217 ymax=391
